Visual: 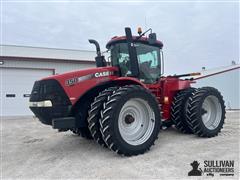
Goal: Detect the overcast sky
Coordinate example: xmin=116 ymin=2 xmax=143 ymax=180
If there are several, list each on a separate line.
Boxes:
xmin=2 ymin=1 xmax=239 ymax=75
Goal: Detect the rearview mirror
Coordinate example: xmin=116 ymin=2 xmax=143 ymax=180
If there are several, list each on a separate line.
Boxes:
xmin=148 ymin=33 xmax=157 ymax=44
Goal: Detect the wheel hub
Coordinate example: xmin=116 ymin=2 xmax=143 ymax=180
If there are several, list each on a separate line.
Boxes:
xmin=124 ymin=114 xmax=135 ymax=124
xmin=201 ymin=108 xmax=208 ymax=115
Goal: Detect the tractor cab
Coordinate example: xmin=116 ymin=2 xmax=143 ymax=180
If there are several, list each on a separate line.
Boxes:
xmin=106 ymin=28 xmax=164 ymax=84
xmin=89 ymin=27 xmax=164 ymax=84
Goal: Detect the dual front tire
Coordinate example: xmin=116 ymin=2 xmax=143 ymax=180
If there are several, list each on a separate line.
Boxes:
xmin=88 ymin=85 xmax=161 ymax=156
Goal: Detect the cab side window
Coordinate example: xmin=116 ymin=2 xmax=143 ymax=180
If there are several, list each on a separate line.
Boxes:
xmin=136 ymin=45 xmax=160 ymax=83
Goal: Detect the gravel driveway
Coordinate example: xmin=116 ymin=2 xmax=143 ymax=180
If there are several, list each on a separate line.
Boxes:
xmin=1 ymin=111 xmax=239 ymax=179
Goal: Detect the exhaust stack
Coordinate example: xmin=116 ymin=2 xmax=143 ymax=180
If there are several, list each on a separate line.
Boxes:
xmin=89 ymin=39 xmax=106 ymax=67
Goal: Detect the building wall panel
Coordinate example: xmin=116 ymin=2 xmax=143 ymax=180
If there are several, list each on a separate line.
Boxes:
xmin=193 ymin=69 xmax=240 ymax=109
xmin=0 ymin=59 xmax=95 ymax=74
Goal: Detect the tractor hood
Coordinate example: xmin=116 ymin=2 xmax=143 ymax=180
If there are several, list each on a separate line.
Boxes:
xmin=40 ymin=66 xmax=119 ymax=105
xmin=35 ymin=66 xmax=144 ymax=106
xmin=42 ymin=66 xmax=118 ymax=83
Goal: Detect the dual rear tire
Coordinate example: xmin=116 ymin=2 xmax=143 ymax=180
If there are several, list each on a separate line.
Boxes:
xmin=186 ymin=87 xmax=226 ymax=137
xmin=171 ymin=87 xmax=225 ymax=137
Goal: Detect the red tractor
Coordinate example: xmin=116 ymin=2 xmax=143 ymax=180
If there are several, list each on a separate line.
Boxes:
xmin=29 ymin=27 xmax=226 ymax=156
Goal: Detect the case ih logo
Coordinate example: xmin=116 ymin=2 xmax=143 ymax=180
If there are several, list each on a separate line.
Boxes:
xmin=66 ymin=71 xmax=113 ymax=86
xmin=94 ymin=71 xmax=113 ymax=78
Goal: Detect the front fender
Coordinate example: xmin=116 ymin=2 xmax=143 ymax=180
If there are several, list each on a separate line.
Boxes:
xmin=71 ymin=76 xmax=145 ymax=106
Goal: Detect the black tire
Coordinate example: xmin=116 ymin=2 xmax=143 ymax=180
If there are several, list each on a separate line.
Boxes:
xmin=87 ymin=86 xmax=118 ymax=146
xmin=186 ymin=87 xmax=226 ymax=137
xmin=171 ymin=88 xmax=196 ymax=134
xmin=100 ymin=85 xmax=161 ymax=156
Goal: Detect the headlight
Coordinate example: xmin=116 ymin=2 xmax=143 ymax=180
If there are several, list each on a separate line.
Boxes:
xmin=29 ymin=100 xmax=52 ymax=107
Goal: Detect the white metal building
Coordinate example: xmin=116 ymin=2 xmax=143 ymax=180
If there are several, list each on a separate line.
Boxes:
xmin=0 ymin=45 xmax=96 ymax=116
xmin=191 ymin=64 xmax=240 ymax=110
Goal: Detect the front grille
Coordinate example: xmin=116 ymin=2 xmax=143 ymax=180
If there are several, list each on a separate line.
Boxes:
xmin=30 ymin=79 xmax=71 ymax=106
xmin=29 ymin=79 xmax=72 ymax=125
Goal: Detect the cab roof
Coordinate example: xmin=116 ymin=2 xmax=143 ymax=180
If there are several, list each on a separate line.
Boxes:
xmin=106 ymin=36 xmax=163 ymax=49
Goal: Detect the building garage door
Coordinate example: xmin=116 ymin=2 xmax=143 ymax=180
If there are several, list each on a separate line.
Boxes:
xmin=0 ymin=68 xmax=53 ymax=116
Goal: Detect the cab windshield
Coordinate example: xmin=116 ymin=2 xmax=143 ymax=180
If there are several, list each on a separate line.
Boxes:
xmin=110 ymin=43 xmax=161 ymax=84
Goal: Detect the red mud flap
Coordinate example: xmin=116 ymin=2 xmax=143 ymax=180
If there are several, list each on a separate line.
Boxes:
xmin=52 ymin=117 xmax=76 ymax=129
